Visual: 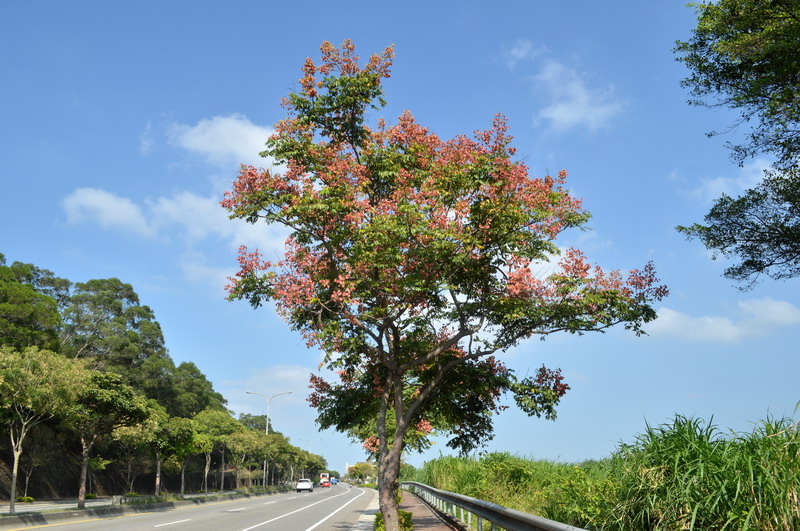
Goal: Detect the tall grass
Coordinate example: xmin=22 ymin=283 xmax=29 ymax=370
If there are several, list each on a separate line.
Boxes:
xmin=408 ymin=415 xmax=800 ymax=530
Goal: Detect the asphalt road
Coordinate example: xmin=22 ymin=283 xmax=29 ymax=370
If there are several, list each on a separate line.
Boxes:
xmin=1 ymin=485 xmax=377 ymax=531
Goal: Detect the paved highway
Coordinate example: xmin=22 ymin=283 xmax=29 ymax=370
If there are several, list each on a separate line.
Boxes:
xmin=3 ymin=485 xmax=377 ymax=531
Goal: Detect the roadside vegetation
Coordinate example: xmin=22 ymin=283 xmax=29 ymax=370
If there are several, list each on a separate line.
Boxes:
xmin=0 ymin=253 xmax=330 ymax=513
xmin=407 ymin=414 xmax=800 ymax=530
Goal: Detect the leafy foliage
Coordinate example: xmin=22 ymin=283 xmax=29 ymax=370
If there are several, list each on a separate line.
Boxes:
xmin=675 ymin=0 xmax=800 ymax=286
xmin=676 ymin=0 xmax=800 ymax=168
xmin=223 ymin=40 xmax=667 ymax=529
xmin=0 ymin=252 xmax=312 ymax=500
xmin=0 ymin=260 xmax=63 ymax=351
xmin=0 ymin=346 xmax=88 ymax=513
xmin=678 ymin=168 xmax=800 ymax=287
xmin=411 ymin=415 xmax=800 ymax=530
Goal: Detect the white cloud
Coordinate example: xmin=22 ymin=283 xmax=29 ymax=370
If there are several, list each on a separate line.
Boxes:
xmin=63 ymin=112 xmax=294 ymax=292
xmin=686 ymin=158 xmax=768 ymax=204
xmin=533 ymin=59 xmax=625 ymax=132
xmin=645 ymin=298 xmax=800 ymax=342
xmin=503 ymin=38 xmax=546 ymax=69
xmin=149 ymin=191 xmax=231 ymax=244
xmin=222 ymin=364 xmax=316 ymax=422
xmin=63 ymin=188 xmax=156 ymax=237
xmin=139 ymin=120 xmax=155 ymax=156
xmin=148 ymin=191 xmax=288 ymax=253
xmin=64 ymin=187 xmax=288 ymax=263
xmin=178 ymin=258 xmax=233 ymax=297
xmin=167 ymin=114 xmax=275 ymax=169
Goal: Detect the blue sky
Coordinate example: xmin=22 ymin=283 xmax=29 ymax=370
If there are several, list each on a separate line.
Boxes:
xmin=2 ymin=1 xmax=798 ymax=474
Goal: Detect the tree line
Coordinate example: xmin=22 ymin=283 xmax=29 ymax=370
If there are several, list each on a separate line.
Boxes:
xmin=0 ymin=253 xmax=328 ymax=515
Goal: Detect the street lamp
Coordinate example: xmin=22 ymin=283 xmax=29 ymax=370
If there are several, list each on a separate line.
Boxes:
xmin=246 ymin=390 xmax=293 ymax=487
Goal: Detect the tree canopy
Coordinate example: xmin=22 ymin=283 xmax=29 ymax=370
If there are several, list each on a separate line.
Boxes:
xmin=0 ymin=258 xmax=63 ymax=351
xmin=223 ymin=40 xmax=668 ymax=529
xmin=0 ymin=346 xmax=87 ymax=513
xmin=0 ymin=252 xmax=307 ymax=500
xmin=675 ymin=0 xmax=800 ymax=287
xmin=63 ymin=370 xmax=151 ymax=507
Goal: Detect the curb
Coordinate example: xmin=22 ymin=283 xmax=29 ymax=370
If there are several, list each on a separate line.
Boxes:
xmin=0 ymin=492 xmax=272 ymax=530
xmin=352 ymin=488 xmax=379 ymax=530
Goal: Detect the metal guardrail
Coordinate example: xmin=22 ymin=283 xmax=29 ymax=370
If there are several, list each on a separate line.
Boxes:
xmin=401 ymin=481 xmax=586 ymax=531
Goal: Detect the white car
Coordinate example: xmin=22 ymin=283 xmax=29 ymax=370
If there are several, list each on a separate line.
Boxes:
xmin=295 ymin=478 xmax=314 ymax=492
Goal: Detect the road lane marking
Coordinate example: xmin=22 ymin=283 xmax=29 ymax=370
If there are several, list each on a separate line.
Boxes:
xmin=264 ymin=501 xmax=276 ymax=505
xmin=241 ymin=487 xmax=365 ymax=531
xmin=228 ymin=507 xmax=246 ymax=512
xmin=305 ymin=488 xmax=366 ymax=530
xmin=155 ymin=519 xmax=192 ymax=527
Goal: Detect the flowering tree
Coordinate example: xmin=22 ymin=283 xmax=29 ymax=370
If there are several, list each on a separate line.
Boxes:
xmin=222 ymin=40 xmax=668 ymax=529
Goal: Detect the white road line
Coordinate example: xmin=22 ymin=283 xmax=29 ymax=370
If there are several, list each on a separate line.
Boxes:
xmin=305 ymin=488 xmax=366 ymax=530
xmin=264 ymin=501 xmax=276 ymax=505
xmin=228 ymin=507 xmax=246 ymax=512
xmin=154 ymin=519 xmax=191 ymax=527
xmin=240 ymin=487 xmax=362 ymax=531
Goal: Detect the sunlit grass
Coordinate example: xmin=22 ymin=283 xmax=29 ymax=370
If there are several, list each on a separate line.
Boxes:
xmin=407 ymin=414 xmax=800 ymax=530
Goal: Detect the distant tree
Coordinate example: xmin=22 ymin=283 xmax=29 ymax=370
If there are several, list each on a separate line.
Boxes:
xmin=193 ymin=408 xmax=243 ymax=491
xmin=4 ymin=258 xmax=72 ymax=308
xmin=164 ymin=417 xmax=198 ymax=496
xmin=227 ymin=429 xmax=265 ymax=487
xmin=60 ymin=278 xmax=171 ymax=371
xmin=17 ymin=426 xmax=61 ymax=498
xmin=113 ymin=422 xmax=152 ymax=494
xmin=675 ymin=0 xmax=800 ymax=287
xmin=264 ymin=432 xmax=294 ymax=485
xmin=62 ymin=371 xmax=150 ymax=508
xmin=192 ymin=430 xmax=215 ymax=494
xmin=0 ymin=346 xmax=87 ymax=514
xmin=168 ymin=362 xmax=226 ymax=417
xmin=223 ymin=41 xmax=667 ymax=529
xmin=348 ymin=461 xmax=376 ymax=483
xmin=59 ymin=278 xmax=203 ymax=410
xmin=0 ymin=260 xmax=62 ymax=350
xmin=238 ymin=412 xmax=267 ymax=433
xmin=142 ymin=405 xmax=196 ymax=496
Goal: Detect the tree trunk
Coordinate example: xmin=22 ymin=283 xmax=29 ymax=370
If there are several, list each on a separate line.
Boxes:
xmin=9 ymin=443 xmax=21 ymax=515
xmin=375 ymin=373 xmax=411 ymax=531
xmin=377 ymin=442 xmax=402 ymax=531
xmin=126 ymin=456 xmax=136 ymax=494
xmin=180 ymin=457 xmax=188 ymax=496
xmin=203 ymin=452 xmax=211 ymax=494
xmin=77 ymin=435 xmax=94 ymax=509
xmin=154 ymin=452 xmax=162 ymax=496
xmin=219 ymin=447 xmax=226 ymax=491
xmin=23 ymin=465 xmax=33 ymax=498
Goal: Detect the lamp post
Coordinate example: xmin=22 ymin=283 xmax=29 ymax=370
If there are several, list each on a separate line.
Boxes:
xmin=246 ymin=390 xmax=292 ymax=487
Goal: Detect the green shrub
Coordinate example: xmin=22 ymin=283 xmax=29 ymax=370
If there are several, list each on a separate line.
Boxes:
xmin=85 ymin=493 xmax=97 ymax=499
xmin=410 ymin=414 xmax=800 ymax=530
xmin=374 ymin=509 xmax=413 ymax=531
xmin=16 ymin=496 xmax=35 ymax=503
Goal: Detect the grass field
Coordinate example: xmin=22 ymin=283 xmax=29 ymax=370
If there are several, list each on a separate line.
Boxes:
xmin=406 ymin=414 xmax=800 ymax=530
